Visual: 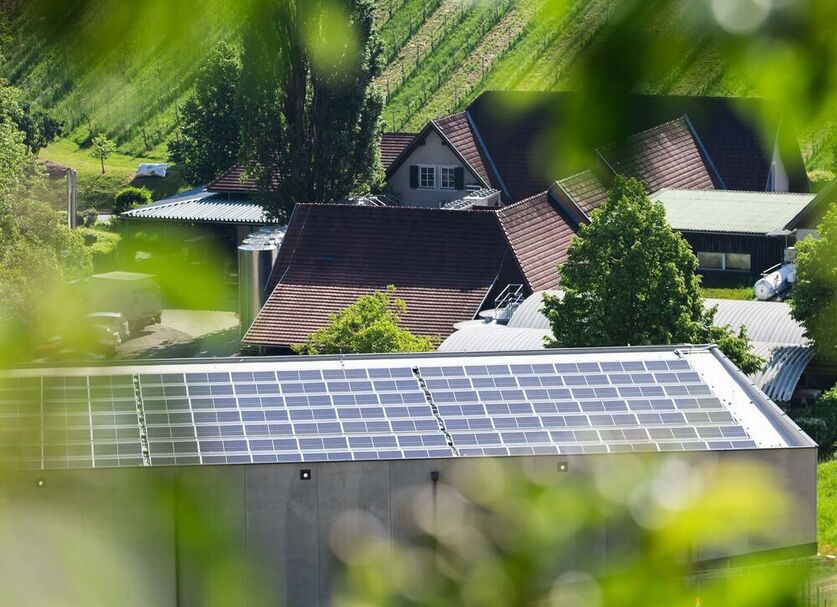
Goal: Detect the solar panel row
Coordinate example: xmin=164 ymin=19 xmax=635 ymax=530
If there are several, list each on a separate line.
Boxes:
xmin=0 ymin=357 xmax=757 ymax=469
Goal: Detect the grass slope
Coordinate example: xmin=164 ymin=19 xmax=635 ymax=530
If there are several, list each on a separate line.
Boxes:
xmin=4 ymin=0 xmax=834 ymax=209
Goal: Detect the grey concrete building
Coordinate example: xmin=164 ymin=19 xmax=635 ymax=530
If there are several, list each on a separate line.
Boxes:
xmin=0 ymin=346 xmax=817 ymax=606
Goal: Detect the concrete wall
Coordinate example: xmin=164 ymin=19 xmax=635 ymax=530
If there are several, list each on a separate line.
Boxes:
xmin=388 ymin=130 xmax=481 ymax=207
xmin=0 ymin=449 xmax=816 ymax=606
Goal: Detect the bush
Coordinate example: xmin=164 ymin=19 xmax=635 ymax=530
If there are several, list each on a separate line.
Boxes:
xmin=77 ymin=226 xmax=122 ymax=271
xmin=792 ymin=385 xmax=837 ymax=459
xmin=113 ymin=186 xmax=152 ymax=214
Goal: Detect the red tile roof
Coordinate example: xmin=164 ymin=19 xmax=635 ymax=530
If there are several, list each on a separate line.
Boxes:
xmin=432 ymin=113 xmax=494 ymax=187
xmin=596 ymin=117 xmax=717 ymax=193
xmin=496 ymin=190 xmax=577 ymax=291
xmin=244 ymin=204 xmax=515 ymax=347
xmin=555 ymin=171 xmax=610 ymax=217
xmin=207 ymin=164 xmax=258 ymax=193
xmin=380 ymin=132 xmax=416 ymax=171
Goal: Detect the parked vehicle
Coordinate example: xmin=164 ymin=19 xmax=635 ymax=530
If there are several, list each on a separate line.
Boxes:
xmin=85 ymin=312 xmax=131 ymax=343
xmin=87 ymin=272 xmax=162 ymax=332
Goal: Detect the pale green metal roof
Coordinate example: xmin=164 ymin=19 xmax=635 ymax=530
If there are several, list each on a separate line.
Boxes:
xmin=651 ymin=189 xmax=815 ymax=234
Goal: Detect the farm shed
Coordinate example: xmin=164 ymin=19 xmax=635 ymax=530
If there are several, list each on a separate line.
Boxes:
xmin=0 ymin=346 xmax=817 ymax=606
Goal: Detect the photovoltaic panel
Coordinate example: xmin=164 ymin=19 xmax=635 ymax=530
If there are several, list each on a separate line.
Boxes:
xmin=419 ymin=359 xmax=756 ymax=457
xmin=139 ymin=366 xmax=454 ymax=466
xmin=0 ymin=375 xmax=143 ymax=469
xmin=2 ymin=348 xmax=794 ymax=470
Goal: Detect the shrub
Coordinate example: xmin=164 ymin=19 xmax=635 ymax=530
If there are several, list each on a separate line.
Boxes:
xmin=793 ymin=385 xmax=837 ymax=459
xmin=113 ymin=186 xmax=152 ymax=214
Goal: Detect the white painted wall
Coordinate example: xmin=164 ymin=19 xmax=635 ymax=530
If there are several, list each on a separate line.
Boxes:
xmin=388 ymin=130 xmax=482 ymax=207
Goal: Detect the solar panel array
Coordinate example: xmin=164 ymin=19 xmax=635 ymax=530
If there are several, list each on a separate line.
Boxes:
xmin=419 ymin=358 xmax=755 ymax=457
xmin=0 ymin=354 xmax=760 ymax=469
xmin=0 ymin=375 xmax=143 ymax=469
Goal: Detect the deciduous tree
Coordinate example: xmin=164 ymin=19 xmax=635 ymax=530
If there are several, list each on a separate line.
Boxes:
xmin=294 ymin=285 xmax=436 ymax=355
xmin=168 ymin=43 xmax=242 ymax=185
xmin=543 ymin=176 xmax=763 ymax=374
xmin=238 ymin=0 xmax=384 ymax=222
xmin=89 ymin=134 xmax=116 ymax=174
xmin=790 ymin=205 xmax=837 ymax=363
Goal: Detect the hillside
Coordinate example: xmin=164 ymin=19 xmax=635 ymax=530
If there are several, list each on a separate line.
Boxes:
xmin=4 ymin=0 xmax=834 ymax=209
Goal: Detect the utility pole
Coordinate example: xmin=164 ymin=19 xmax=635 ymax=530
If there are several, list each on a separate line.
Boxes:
xmin=67 ymin=169 xmax=78 ymax=230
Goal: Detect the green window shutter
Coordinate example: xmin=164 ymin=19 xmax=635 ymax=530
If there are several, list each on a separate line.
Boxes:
xmin=409 ymin=166 xmax=419 ymax=189
xmin=454 ymin=167 xmax=465 ymax=190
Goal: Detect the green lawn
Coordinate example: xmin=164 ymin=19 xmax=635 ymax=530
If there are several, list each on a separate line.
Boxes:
xmin=820 ymin=460 xmax=837 ymax=555
xmin=699 ymin=273 xmax=756 ymax=301
xmin=40 ymin=138 xmax=187 ymax=212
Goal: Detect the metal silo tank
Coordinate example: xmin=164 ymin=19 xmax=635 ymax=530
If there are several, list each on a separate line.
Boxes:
xmin=238 ymin=241 xmax=278 ymax=337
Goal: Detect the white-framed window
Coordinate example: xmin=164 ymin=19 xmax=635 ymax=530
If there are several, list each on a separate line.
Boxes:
xmin=725 ymin=253 xmax=751 ymax=271
xmin=418 ymin=165 xmax=436 ymax=189
xmin=440 ymin=166 xmax=457 ymax=190
xmin=697 ymin=251 xmax=751 ymax=271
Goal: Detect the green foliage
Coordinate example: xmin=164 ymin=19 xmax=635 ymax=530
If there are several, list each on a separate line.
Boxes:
xmin=16 ymin=101 xmax=63 ymax=154
xmin=167 ymin=43 xmax=242 ymax=185
xmin=819 ymin=459 xmax=837 ymax=554
xmin=794 ymin=386 xmax=837 ymax=461
xmin=77 ymin=226 xmax=121 ymax=271
xmin=543 ymin=176 xmax=763 ymax=374
xmin=113 ymin=186 xmax=152 ymax=214
xmin=238 ymin=0 xmax=384 ymax=221
xmin=294 ymin=285 xmax=436 ymax=355
xmin=790 ymin=206 xmax=837 ymax=364
xmin=89 ymin=133 xmax=116 ymax=174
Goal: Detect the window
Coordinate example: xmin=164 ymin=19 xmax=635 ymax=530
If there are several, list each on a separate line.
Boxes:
xmin=697 ymin=252 xmax=724 ymax=270
xmin=697 ymin=251 xmax=752 ymax=271
xmin=418 ymin=165 xmax=435 ymax=189
xmin=440 ymin=166 xmax=457 ymax=190
xmin=725 ymin=253 xmax=751 ymax=271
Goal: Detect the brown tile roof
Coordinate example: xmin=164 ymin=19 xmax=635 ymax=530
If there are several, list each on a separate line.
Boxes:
xmin=244 ymin=204 xmax=514 ymax=347
xmin=380 ymin=132 xmax=416 ymax=171
xmin=463 ymin=91 xmax=809 ymax=200
xmin=496 ymin=190 xmax=578 ymax=292
xmin=432 ymin=112 xmax=494 ymax=187
xmin=596 ymin=117 xmax=717 ymax=193
xmin=555 ymin=171 xmax=610 ymax=217
xmin=207 ymin=164 xmax=257 ymax=193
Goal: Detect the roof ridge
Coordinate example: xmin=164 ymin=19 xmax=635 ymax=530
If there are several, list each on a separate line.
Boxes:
xmin=496 ymin=190 xmax=549 ymax=213
xmin=596 ymin=116 xmax=689 ymax=153
xmin=656 ymin=188 xmax=815 ymax=197
xmin=556 ymin=169 xmax=599 ymax=185
xmin=431 ymin=110 xmax=467 ymax=124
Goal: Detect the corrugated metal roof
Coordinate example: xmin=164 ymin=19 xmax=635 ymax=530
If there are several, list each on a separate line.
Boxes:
xmin=751 ymin=343 xmax=815 ymax=403
xmin=706 ymin=299 xmax=807 ymax=345
xmin=123 ymin=190 xmax=275 ymax=224
xmin=438 ymin=326 xmax=551 ymax=352
xmin=506 ymin=290 xmax=562 ymax=330
xmin=496 ymin=292 xmax=815 ymax=402
xmin=651 ymin=189 xmax=815 ymax=234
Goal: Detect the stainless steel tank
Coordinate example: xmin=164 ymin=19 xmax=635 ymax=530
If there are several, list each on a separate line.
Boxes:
xmin=238 ymin=241 xmax=279 ymax=337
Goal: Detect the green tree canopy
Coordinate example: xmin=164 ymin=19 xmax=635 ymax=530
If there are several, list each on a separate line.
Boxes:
xmin=294 ymin=285 xmax=436 ymax=355
xmin=238 ymin=0 xmax=384 ymax=222
xmin=793 ymin=384 xmax=837 ymax=460
xmin=168 ymin=42 xmax=242 ymax=185
xmin=790 ymin=205 xmax=837 ymax=363
xmin=89 ymin=133 xmax=116 ymax=174
xmin=543 ymin=176 xmax=763 ymax=374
